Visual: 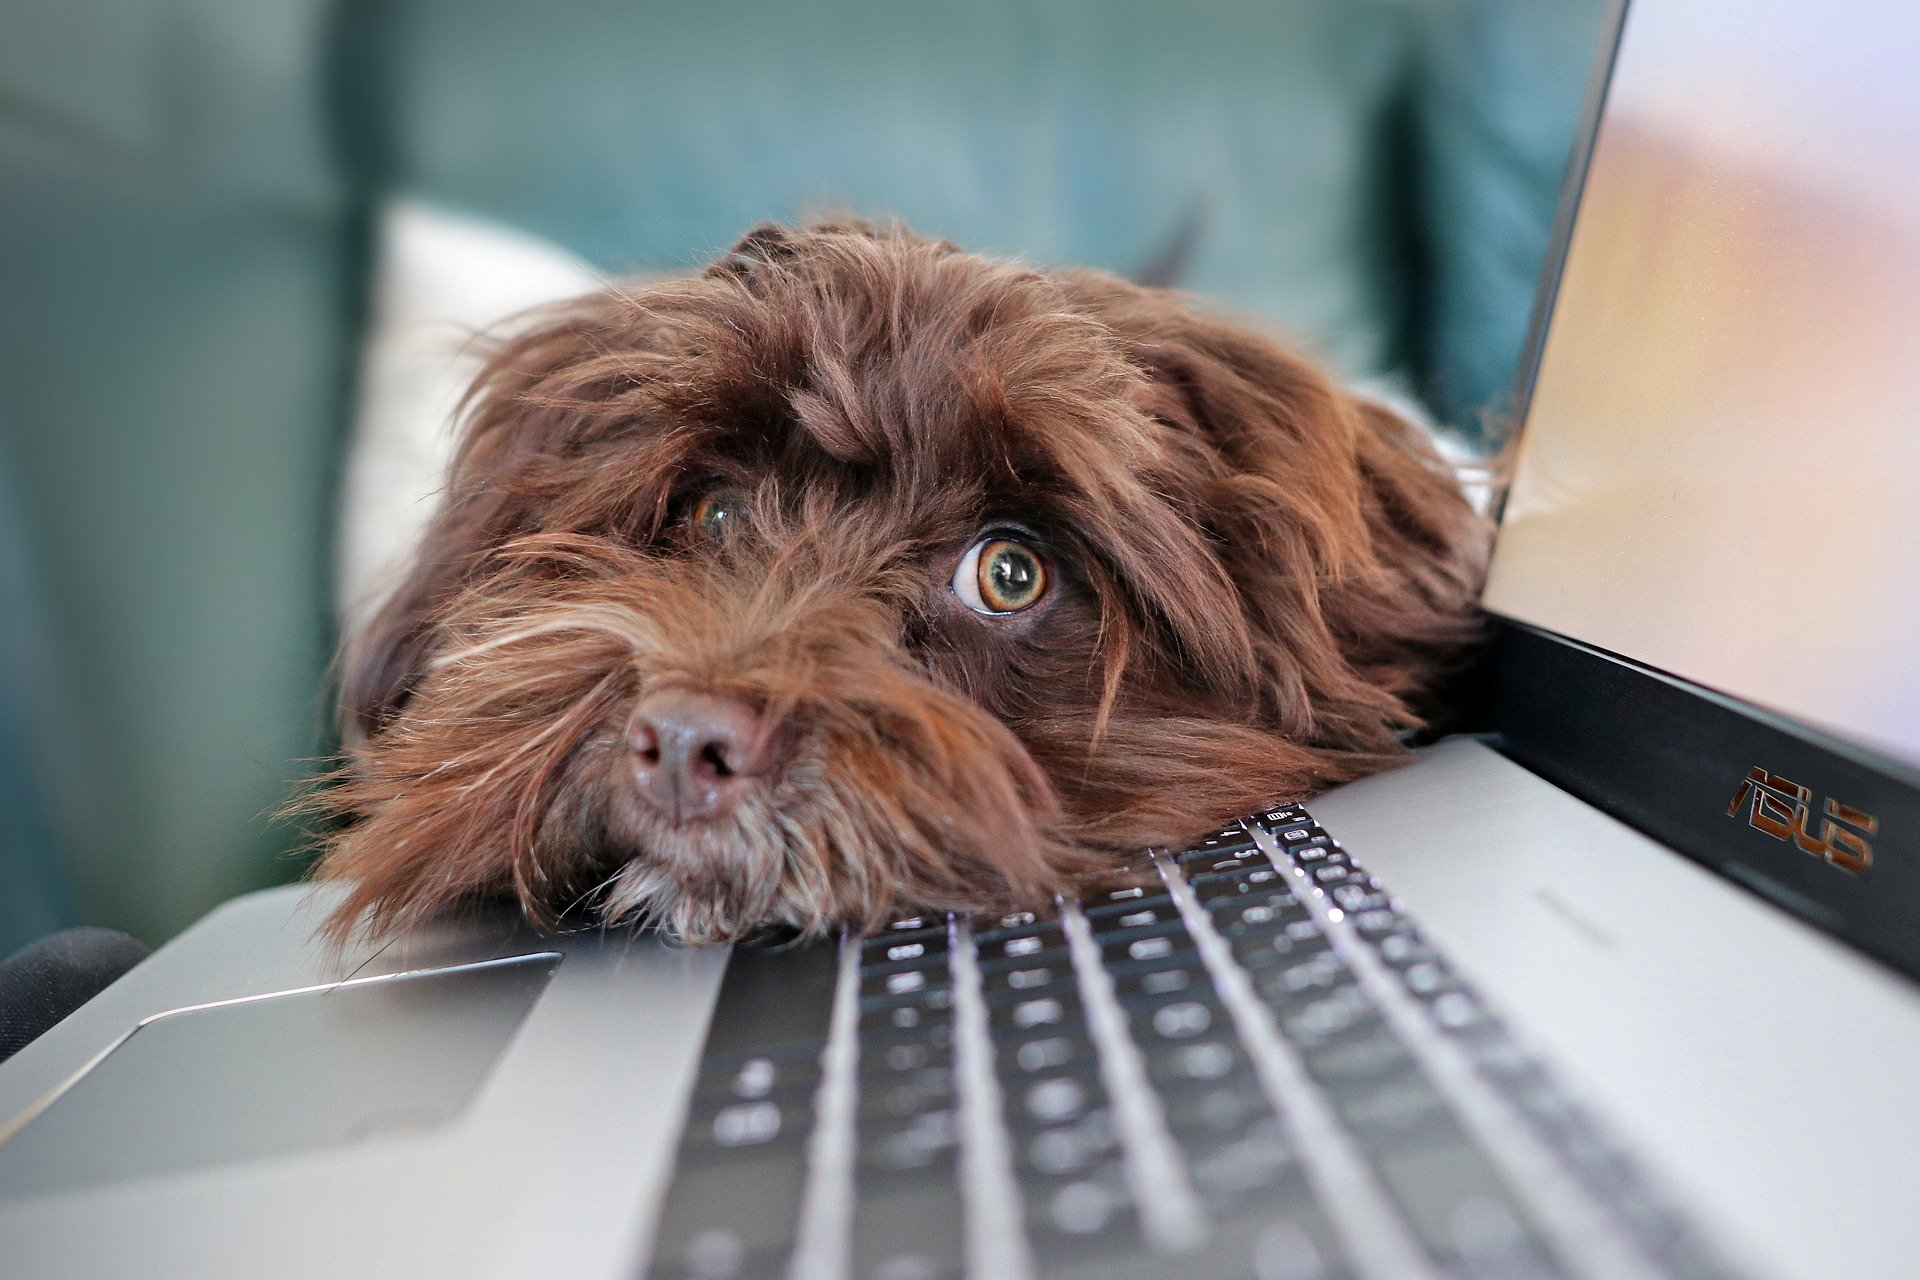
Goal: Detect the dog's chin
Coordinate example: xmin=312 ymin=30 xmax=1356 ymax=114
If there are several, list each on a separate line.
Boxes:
xmin=591 ymin=780 xmax=807 ymax=943
xmin=586 ymin=732 xmax=1091 ymax=944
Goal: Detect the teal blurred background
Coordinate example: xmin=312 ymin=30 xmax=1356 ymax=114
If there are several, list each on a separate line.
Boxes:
xmin=0 ymin=0 xmax=1608 ymax=950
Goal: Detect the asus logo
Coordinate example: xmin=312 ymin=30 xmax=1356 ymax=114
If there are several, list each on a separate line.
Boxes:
xmin=1727 ymin=767 xmax=1877 ymax=874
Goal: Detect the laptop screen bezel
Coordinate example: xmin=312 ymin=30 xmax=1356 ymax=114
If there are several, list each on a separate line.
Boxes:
xmin=1481 ymin=0 xmax=1920 ymax=983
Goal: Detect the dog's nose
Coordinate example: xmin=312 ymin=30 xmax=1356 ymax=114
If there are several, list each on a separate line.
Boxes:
xmin=627 ymin=691 xmax=778 ymax=821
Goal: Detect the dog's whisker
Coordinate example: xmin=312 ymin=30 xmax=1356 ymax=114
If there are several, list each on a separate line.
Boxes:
xmin=322 ymin=933 xmax=398 ymax=996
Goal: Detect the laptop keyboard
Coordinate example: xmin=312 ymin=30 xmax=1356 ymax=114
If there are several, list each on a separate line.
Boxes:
xmin=641 ymin=805 xmax=1738 ymax=1280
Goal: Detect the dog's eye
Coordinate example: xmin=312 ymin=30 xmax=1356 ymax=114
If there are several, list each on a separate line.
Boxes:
xmin=953 ymin=537 xmax=1049 ymax=615
xmin=691 ymin=488 xmax=749 ymax=541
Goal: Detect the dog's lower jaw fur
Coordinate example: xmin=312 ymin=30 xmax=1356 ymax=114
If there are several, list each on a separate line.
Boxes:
xmin=310 ymin=219 xmax=1491 ymax=945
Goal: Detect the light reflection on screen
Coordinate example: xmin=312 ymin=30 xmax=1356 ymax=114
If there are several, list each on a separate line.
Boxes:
xmin=1484 ymin=0 xmax=1920 ymax=773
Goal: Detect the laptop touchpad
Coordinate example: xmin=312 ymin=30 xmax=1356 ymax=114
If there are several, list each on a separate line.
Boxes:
xmin=0 ymin=953 xmax=560 ymax=1200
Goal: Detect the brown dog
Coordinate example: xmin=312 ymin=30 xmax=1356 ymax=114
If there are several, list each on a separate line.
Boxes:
xmin=312 ymin=220 xmax=1489 ymax=944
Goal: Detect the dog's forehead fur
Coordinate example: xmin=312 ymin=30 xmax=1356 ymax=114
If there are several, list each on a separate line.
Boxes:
xmin=480 ymin=224 xmax=1254 ymax=683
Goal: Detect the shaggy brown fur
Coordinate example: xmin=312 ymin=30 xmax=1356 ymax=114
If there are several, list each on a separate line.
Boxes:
xmin=312 ymin=219 xmax=1490 ymax=943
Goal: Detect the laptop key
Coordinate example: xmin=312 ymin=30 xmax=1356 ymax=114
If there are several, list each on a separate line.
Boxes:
xmin=641 ymin=940 xmax=837 ymax=1279
xmin=1141 ymin=1034 xmax=1248 ymax=1086
xmin=1193 ymin=1203 xmax=1354 ymax=1280
xmin=1020 ymin=1108 xmax=1122 ymax=1177
xmin=1096 ymin=920 xmax=1194 ymax=968
xmin=987 ymin=991 xmax=1084 ymax=1034
xmin=1108 ymin=957 xmax=1211 ymax=1003
xmin=1192 ymin=868 xmax=1290 ymax=905
xmin=972 ymin=908 xmax=1063 ymax=944
xmin=1370 ymin=1140 xmax=1563 ymax=1277
xmin=645 ymin=1152 xmax=811 ymax=1280
xmin=847 ymin=1175 xmax=967 ymax=1280
xmin=1160 ymin=1071 xmax=1272 ymax=1139
xmin=1080 ymin=883 xmax=1175 ymax=918
xmin=1183 ymin=1118 xmax=1302 ymax=1210
xmin=1083 ymin=888 xmax=1179 ymax=922
xmin=1082 ymin=899 xmax=1186 ymax=937
xmin=1023 ymin=1166 xmax=1146 ymax=1270
xmin=975 ymin=922 xmax=1069 ymax=963
xmin=999 ymin=1030 xmax=1101 ymax=1076
xmin=1179 ymin=850 xmax=1269 ymax=879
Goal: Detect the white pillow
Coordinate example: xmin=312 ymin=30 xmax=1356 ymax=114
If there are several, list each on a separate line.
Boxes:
xmin=336 ymin=200 xmax=604 ymax=625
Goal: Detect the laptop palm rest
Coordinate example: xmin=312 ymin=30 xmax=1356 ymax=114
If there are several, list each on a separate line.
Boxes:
xmin=0 ymin=954 xmax=560 ymax=1201
xmin=1312 ymin=737 xmax=1920 ymax=1278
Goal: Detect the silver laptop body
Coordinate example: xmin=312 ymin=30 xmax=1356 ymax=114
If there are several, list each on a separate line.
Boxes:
xmin=6 ymin=1 xmax=1920 ymax=1276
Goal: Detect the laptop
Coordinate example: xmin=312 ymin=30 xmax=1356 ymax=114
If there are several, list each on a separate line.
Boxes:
xmin=4 ymin=0 xmax=1918 ymax=1275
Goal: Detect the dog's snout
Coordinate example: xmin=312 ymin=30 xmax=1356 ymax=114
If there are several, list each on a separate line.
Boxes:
xmin=627 ymin=691 xmax=778 ymax=821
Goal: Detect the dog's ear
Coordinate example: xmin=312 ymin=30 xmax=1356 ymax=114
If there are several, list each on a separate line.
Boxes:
xmin=338 ymin=503 xmax=487 ymax=749
xmin=707 ymin=222 xmax=804 ymax=281
xmin=1057 ymin=271 xmax=1490 ymax=746
xmin=339 ymin=287 xmax=672 ymax=746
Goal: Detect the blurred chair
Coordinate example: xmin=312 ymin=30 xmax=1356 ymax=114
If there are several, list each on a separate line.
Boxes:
xmin=0 ymin=0 xmax=1608 ymax=946
xmin=0 ymin=418 xmax=78 ymax=955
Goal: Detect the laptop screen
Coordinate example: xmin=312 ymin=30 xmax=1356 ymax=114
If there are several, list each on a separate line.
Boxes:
xmin=1482 ymin=0 xmax=1920 ymax=777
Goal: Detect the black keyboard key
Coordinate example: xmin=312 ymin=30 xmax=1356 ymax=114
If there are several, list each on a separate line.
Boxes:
xmin=999 ymin=1030 xmax=1100 ymax=1076
xmin=858 ymin=1106 xmax=961 ymax=1174
xmin=645 ymin=1152 xmax=811 ymax=1280
xmin=859 ymin=962 xmax=952 ymax=1003
xmin=1010 ymin=1071 xmax=1105 ymax=1129
xmin=1019 ymin=1108 xmax=1121 ymax=1177
xmin=1161 ymin=1071 xmax=1273 ymax=1139
xmin=1299 ymin=1025 xmax=1419 ymax=1088
xmin=859 ymin=982 xmax=956 ymax=1017
xmin=987 ymin=990 xmax=1084 ymax=1035
xmin=847 ymin=1179 xmax=967 ymax=1280
xmin=677 ymin=1094 xmax=814 ymax=1162
xmin=1250 ymin=951 xmax=1356 ymax=1007
xmin=972 ymin=908 xmax=1060 ymax=944
xmin=863 ymin=1003 xmax=958 ymax=1048
xmin=1321 ymin=1064 xmax=1458 ymax=1149
xmin=980 ymin=958 xmax=1077 ymax=999
xmin=1209 ymin=891 xmax=1307 ymax=933
xmin=858 ymin=1068 xmax=956 ymax=1123
xmin=1180 ymin=850 xmax=1271 ymax=879
xmin=1079 ymin=882 xmax=1172 ymax=918
xmin=698 ymin=937 xmax=838 ymax=1060
xmin=1189 ymin=864 xmax=1287 ymax=897
xmin=1083 ymin=894 xmax=1180 ymax=928
xmin=1175 ymin=838 xmax=1261 ymax=866
xmin=692 ymin=1053 xmax=822 ymax=1104
xmin=1097 ymin=921 xmax=1195 ymax=970
xmin=1023 ymin=1167 xmax=1145 ymax=1269
xmin=1108 ymin=958 xmax=1211 ymax=1004
xmin=641 ymin=940 xmax=837 ymax=1279
xmin=1288 ymin=843 xmax=1342 ymax=865
xmin=976 ymin=923 xmax=1068 ymax=964
xmin=1082 ymin=899 xmax=1184 ymax=937
xmin=1128 ymin=993 xmax=1222 ymax=1044
xmin=1328 ymin=879 xmax=1389 ymax=908
xmin=864 ymin=1033 xmax=951 ymax=1076
xmin=1371 ymin=1141 xmax=1562 ymax=1277
xmin=1193 ymin=867 xmax=1290 ymax=905
xmin=1184 ymin=1119 xmax=1307 ymax=1213
xmin=1270 ymin=984 xmax=1380 ymax=1047
xmin=874 ymin=913 xmax=948 ymax=936
xmin=1231 ymin=923 xmax=1334 ymax=975
xmin=861 ymin=927 xmax=951 ymax=962
xmin=1140 ymin=1034 xmax=1246 ymax=1086
xmin=1192 ymin=1203 xmax=1353 ymax=1280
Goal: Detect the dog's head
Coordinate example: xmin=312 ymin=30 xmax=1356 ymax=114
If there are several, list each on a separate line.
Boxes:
xmin=315 ymin=220 xmax=1489 ymax=942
